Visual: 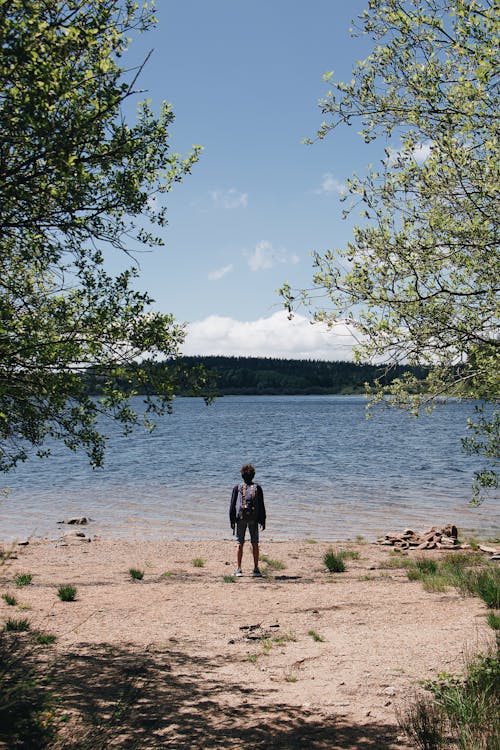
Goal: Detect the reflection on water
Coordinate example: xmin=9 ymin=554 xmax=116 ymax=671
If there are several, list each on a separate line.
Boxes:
xmin=1 ymin=396 xmax=498 ymax=541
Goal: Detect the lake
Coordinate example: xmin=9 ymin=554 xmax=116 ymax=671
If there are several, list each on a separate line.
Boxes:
xmin=1 ymin=395 xmax=498 ymax=542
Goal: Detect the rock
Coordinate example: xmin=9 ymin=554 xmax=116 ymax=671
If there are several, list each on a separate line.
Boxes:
xmin=378 ymin=525 xmax=462 ymax=550
xmin=383 ymin=687 xmax=396 ymax=696
xmin=58 ymin=516 xmax=93 ymax=525
xmin=17 ymin=539 xmax=30 ymax=546
xmin=479 ymin=545 xmax=499 ymax=555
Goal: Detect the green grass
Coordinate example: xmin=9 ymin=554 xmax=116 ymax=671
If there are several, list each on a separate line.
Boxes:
xmin=426 ymin=652 xmax=499 ymax=749
xmin=272 ymin=632 xmax=296 ymax=645
xmin=35 ymin=632 xmax=57 ymax=645
xmin=161 ymin=571 xmax=173 ymax=578
xmin=57 ymin=584 xmax=77 ymax=602
xmin=400 ymin=651 xmax=500 ymax=749
xmin=191 ymin=558 xmax=205 ymax=568
xmin=404 ymin=554 xmax=499 ymax=604
xmin=129 ymin=568 xmax=144 ymax=580
xmin=380 ymin=556 xmax=412 ymax=569
xmin=260 ymin=555 xmax=286 ymax=570
xmin=339 ymin=549 xmax=360 ymax=561
xmin=2 ymin=593 xmax=17 ymax=606
xmin=473 ymin=568 xmax=500 ymax=609
xmin=487 ymin=612 xmax=500 ymax=631
xmin=4 ymin=617 xmax=30 ymax=632
xmin=223 ymin=575 xmax=236 ymax=583
xmin=307 ymin=629 xmax=325 ymax=642
xmin=397 ymin=690 xmax=447 ymax=750
xmin=0 ymin=630 xmax=57 ymax=747
xmin=247 ymin=652 xmax=258 ymax=663
xmin=415 ymin=558 xmax=439 ymax=575
xmin=261 ymin=638 xmax=273 ymax=655
xmin=14 ymin=573 xmax=32 ymax=588
xmin=305 ymin=538 xmax=317 ymax=544
xmin=420 ymin=575 xmax=450 ymax=594
xmin=323 ymin=549 xmax=346 ymax=573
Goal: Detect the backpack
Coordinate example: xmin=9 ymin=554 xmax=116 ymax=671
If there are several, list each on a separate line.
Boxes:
xmin=238 ymin=483 xmax=257 ymax=522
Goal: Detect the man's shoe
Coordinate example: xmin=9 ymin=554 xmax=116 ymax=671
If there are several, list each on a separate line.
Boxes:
xmin=234 ymin=568 xmax=243 ymax=577
xmin=252 ymin=568 xmax=263 ymax=577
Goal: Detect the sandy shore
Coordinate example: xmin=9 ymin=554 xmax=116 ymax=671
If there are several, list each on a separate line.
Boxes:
xmin=0 ymin=535 xmax=494 ymax=749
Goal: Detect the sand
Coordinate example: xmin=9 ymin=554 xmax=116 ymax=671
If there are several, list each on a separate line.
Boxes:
xmin=0 ymin=534 xmax=494 ymax=749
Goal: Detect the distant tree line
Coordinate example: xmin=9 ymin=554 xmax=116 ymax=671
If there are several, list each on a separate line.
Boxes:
xmin=84 ymin=356 xmax=430 ymax=397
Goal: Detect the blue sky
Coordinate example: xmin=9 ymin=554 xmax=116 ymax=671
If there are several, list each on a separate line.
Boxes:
xmin=122 ymin=1 xmax=379 ymax=360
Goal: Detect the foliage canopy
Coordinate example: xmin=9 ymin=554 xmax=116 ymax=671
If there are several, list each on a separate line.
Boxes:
xmin=281 ymin=0 xmax=499 ymax=498
xmin=0 ymin=1 xmax=204 ymax=471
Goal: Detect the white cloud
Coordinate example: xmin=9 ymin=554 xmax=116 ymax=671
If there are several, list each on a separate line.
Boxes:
xmin=208 ymin=263 xmax=234 ymax=281
xmin=315 ymin=173 xmax=346 ymax=195
xmin=246 ymin=240 xmax=299 ymax=272
xmin=210 ymin=188 xmax=248 ymax=209
xmin=388 ymin=141 xmax=433 ymax=165
xmin=183 ymin=311 xmax=359 ymax=360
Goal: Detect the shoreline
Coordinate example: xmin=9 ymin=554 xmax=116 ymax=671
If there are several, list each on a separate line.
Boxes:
xmin=1 ymin=536 xmax=494 ymax=748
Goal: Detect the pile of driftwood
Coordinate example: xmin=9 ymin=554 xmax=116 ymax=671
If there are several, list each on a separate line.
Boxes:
xmin=378 ymin=524 xmax=463 ymax=550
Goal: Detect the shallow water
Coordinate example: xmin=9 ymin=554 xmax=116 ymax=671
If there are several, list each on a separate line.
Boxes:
xmin=1 ymin=395 xmax=498 ymax=541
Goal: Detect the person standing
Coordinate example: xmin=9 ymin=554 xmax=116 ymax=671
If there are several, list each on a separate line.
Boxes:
xmin=229 ymin=463 xmax=266 ymax=577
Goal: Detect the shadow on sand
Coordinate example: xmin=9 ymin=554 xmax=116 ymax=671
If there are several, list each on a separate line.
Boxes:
xmin=50 ymin=642 xmax=409 ymax=749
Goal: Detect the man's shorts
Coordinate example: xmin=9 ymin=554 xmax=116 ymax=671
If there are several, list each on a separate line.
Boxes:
xmin=236 ymin=518 xmax=259 ymax=545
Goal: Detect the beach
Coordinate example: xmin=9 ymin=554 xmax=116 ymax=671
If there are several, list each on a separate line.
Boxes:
xmin=0 ymin=535 xmax=494 ymax=749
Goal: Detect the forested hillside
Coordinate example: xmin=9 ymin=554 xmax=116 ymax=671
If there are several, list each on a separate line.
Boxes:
xmin=170 ymin=356 xmax=429 ymax=396
xmin=85 ymin=356 xmax=429 ymax=396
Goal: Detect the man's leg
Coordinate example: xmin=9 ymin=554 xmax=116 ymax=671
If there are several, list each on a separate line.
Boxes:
xmin=251 ymin=542 xmax=259 ymax=569
xmin=235 ymin=520 xmax=246 ymax=574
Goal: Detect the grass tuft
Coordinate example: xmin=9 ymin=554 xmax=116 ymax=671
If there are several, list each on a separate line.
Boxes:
xmin=2 ymin=593 xmax=17 ymax=606
xmin=421 ymin=651 xmax=500 ymax=749
xmin=129 ymin=568 xmax=144 ymax=581
xmin=223 ymin=575 xmax=236 ymax=583
xmin=35 ymin=632 xmax=57 ymax=645
xmin=260 ymin=555 xmax=286 ymax=570
xmin=4 ymin=617 xmax=30 ymax=632
xmin=414 ymin=558 xmax=439 ymax=575
xmin=307 ymin=629 xmax=325 ymax=642
xmin=57 ymin=584 xmax=77 ymax=602
xmin=474 ymin=568 xmax=500 ymax=609
xmin=487 ymin=611 xmax=500 ymax=631
xmin=339 ymin=549 xmax=360 ymax=561
xmin=191 ymin=558 xmax=205 ymax=568
xmin=14 ymin=573 xmax=32 ymax=588
xmin=323 ymin=549 xmax=346 ymax=573
xmin=397 ymin=690 xmax=447 ymax=749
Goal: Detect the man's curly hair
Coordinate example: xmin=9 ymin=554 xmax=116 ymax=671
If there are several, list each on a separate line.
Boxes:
xmin=240 ymin=463 xmax=255 ymax=481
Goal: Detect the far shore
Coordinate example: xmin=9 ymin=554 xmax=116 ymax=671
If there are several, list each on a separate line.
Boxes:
xmin=0 ymin=536 xmax=495 ymax=749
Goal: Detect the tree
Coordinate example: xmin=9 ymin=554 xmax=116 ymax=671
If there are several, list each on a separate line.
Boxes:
xmin=0 ymin=1 xmax=205 ymax=471
xmin=281 ymin=0 xmax=499 ymax=498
